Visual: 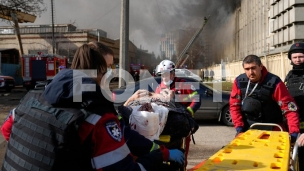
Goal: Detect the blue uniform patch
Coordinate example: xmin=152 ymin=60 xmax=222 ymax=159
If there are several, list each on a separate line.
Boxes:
xmin=105 ymin=120 xmax=122 ymax=142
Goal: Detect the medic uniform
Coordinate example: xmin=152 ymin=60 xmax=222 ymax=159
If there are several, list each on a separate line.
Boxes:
xmin=1 ymin=69 xmax=171 ymax=171
xmin=0 ymin=109 xmax=15 ymax=141
xmin=230 ymin=66 xmax=300 ymax=135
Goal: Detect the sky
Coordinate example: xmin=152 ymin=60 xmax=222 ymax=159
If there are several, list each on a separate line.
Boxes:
xmin=1 ymin=0 xmax=241 ymax=61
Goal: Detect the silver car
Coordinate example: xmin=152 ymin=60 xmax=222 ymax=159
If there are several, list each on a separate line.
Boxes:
xmin=112 ymin=77 xmax=233 ymax=126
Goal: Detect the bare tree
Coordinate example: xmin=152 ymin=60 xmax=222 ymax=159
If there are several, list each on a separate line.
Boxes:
xmin=171 ymin=54 xmax=177 ymax=63
xmin=0 ymin=0 xmax=46 ymax=20
xmin=0 ymin=0 xmax=46 ymax=60
xmin=176 ymin=27 xmax=204 ymax=69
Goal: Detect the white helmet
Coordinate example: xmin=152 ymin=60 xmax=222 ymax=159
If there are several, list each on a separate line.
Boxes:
xmin=156 ymin=60 xmax=175 ymax=75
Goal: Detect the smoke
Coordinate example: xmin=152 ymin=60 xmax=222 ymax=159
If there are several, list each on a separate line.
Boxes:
xmin=0 ymin=0 xmax=241 ymax=64
xmin=128 ymin=0 xmax=242 ymax=61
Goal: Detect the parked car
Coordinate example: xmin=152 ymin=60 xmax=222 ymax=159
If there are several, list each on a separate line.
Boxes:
xmin=34 ymin=79 xmax=52 ymax=90
xmin=175 ymin=69 xmax=202 ymax=82
xmin=112 ymin=77 xmax=233 ymax=126
xmin=0 ymin=74 xmax=15 ymax=92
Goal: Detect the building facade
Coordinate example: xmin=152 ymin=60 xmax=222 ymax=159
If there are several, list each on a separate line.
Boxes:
xmin=0 ymin=24 xmax=153 ymax=69
xmin=235 ymin=0 xmax=304 ymax=60
xmin=159 ymin=29 xmax=185 ymax=60
xmin=269 ymin=0 xmax=304 ymax=48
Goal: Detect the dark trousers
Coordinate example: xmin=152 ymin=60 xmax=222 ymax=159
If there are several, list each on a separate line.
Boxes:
xmin=299 ymin=128 xmax=304 ymax=171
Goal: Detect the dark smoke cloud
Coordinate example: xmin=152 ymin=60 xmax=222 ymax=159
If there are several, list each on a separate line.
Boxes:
xmin=0 ymin=0 xmax=241 ymax=64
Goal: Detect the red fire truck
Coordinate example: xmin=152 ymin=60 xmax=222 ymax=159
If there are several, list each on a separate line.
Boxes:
xmin=22 ymin=53 xmax=67 ymax=90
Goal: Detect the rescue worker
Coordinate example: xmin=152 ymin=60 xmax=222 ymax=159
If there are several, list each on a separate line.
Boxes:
xmin=155 ymin=59 xmax=201 ymax=168
xmin=230 ymin=55 xmax=300 ymax=142
xmin=205 ymin=69 xmax=209 ymax=82
xmin=200 ymin=69 xmax=204 ymax=81
xmin=134 ymin=71 xmax=139 ymax=81
xmin=1 ymin=41 xmax=172 ymax=162
xmin=284 ymin=42 xmax=304 ymax=170
xmin=1 ymin=43 xmax=184 ymax=171
xmin=91 ymin=41 xmax=171 ymax=158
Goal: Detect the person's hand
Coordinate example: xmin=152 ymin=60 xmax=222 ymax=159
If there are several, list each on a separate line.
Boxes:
xmin=290 ymin=133 xmax=299 ymax=144
xmin=297 ymin=133 xmax=304 ymax=147
xmin=133 ymin=89 xmax=152 ymax=98
xmin=124 ymin=90 xmax=152 ymax=106
xmin=169 ymin=149 xmax=184 ymax=165
xmin=235 ymin=126 xmax=243 ymax=137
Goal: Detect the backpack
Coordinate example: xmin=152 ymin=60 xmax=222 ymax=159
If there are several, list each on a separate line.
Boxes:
xmin=160 ymin=101 xmax=199 ymax=140
xmin=2 ymin=90 xmax=93 ymax=171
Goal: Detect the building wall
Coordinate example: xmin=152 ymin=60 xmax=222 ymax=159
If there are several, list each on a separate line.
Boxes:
xmin=206 ymin=0 xmax=304 ymax=82
xmin=235 ymin=0 xmax=270 ymax=60
xmin=160 ymin=29 xmax=184 ymax=60
xmin=0 ymin=24 xmax=153 ymax=72
xmin=0 ymin=32 xmax=90 ymax=62
xmin=269 ymin=0 xmax=304 ymax=48
xmin=235 ymin=0 xmax=304 ymax=60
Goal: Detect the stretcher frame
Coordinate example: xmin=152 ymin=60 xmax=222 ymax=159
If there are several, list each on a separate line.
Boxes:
xmin=250 ymin=123 xmax=299 ymax=171
xmin=191 ymin=122 xmax=299 ymax=171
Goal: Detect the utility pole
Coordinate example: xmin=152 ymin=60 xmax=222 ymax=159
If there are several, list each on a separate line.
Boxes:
xmin=51 ymin=0 xmax=55 ymax=54
xmin=119 ymin=0 xmax=129 ymax=87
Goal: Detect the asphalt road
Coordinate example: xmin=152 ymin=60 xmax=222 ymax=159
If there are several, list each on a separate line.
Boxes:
xmin=0 ymin=86 xmax=237 ymax=170
xmin=186 ymin=120 xmax=235 ymax=170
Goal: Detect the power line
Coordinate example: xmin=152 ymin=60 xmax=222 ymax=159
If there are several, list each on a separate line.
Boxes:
xmin=87 ymin=1 xmax=120 ymax=28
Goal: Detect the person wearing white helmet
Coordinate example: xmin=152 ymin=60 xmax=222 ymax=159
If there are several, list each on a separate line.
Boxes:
xmin=155 ymin=60 xmax=176 ymax=85
xmin=155 ymin=59 xmax=201 ymax=168
xmin=285 ymin=42 xmax=304 ymax=170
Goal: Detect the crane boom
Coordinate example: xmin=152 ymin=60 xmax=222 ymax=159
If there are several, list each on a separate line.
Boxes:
xmin=175 ymin=16 xmax=210 ymax=68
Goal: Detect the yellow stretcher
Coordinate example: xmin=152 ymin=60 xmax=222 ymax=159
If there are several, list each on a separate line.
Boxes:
xmin=192 ymin=123 xmax=299 ymax=171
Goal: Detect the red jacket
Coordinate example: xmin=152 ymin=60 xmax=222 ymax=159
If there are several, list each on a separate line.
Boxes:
xmin=2 ymin=69 xmax=171 ymax=171
xmin=0 ymin=108 xmax=169 ymax=171
xmin=0 ymin=108 xmax=14 ymax=141
xmin=78 ymin=112 xmax=169 ymax=171
xmin=155 ymin=77 xmax=200 ymax=116
xmin=230 ymin=66 xmax=300 ymax=134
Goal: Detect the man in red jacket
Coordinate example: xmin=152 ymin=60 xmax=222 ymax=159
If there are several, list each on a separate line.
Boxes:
xmin=230 ymin=55 xmax=300 ymax=142
xmin=155 ymin=60 xmax=201 ymax=168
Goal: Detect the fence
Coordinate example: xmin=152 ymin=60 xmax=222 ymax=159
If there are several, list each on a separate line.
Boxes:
xmin=206 ymin=52 xmax=292 ymax=83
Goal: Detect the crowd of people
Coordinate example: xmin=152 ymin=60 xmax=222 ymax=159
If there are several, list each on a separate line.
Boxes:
xmin=1 ymin=41 xmax=304 ymax=170
xmin=199 ymin=68 xmax=214 ymax=82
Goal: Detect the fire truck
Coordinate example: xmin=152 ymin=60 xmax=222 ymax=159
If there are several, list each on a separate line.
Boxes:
xmin=130 ymin=63 xmax=148 ymax=81
xmin=22 ymin=53 xmax=67 ymax=90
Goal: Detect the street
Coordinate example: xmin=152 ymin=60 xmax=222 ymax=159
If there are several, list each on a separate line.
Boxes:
xmin=0 ymin=87 xmax=236 ymax=170
xmin=186 ymin=120 xmax=235 ymax=170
